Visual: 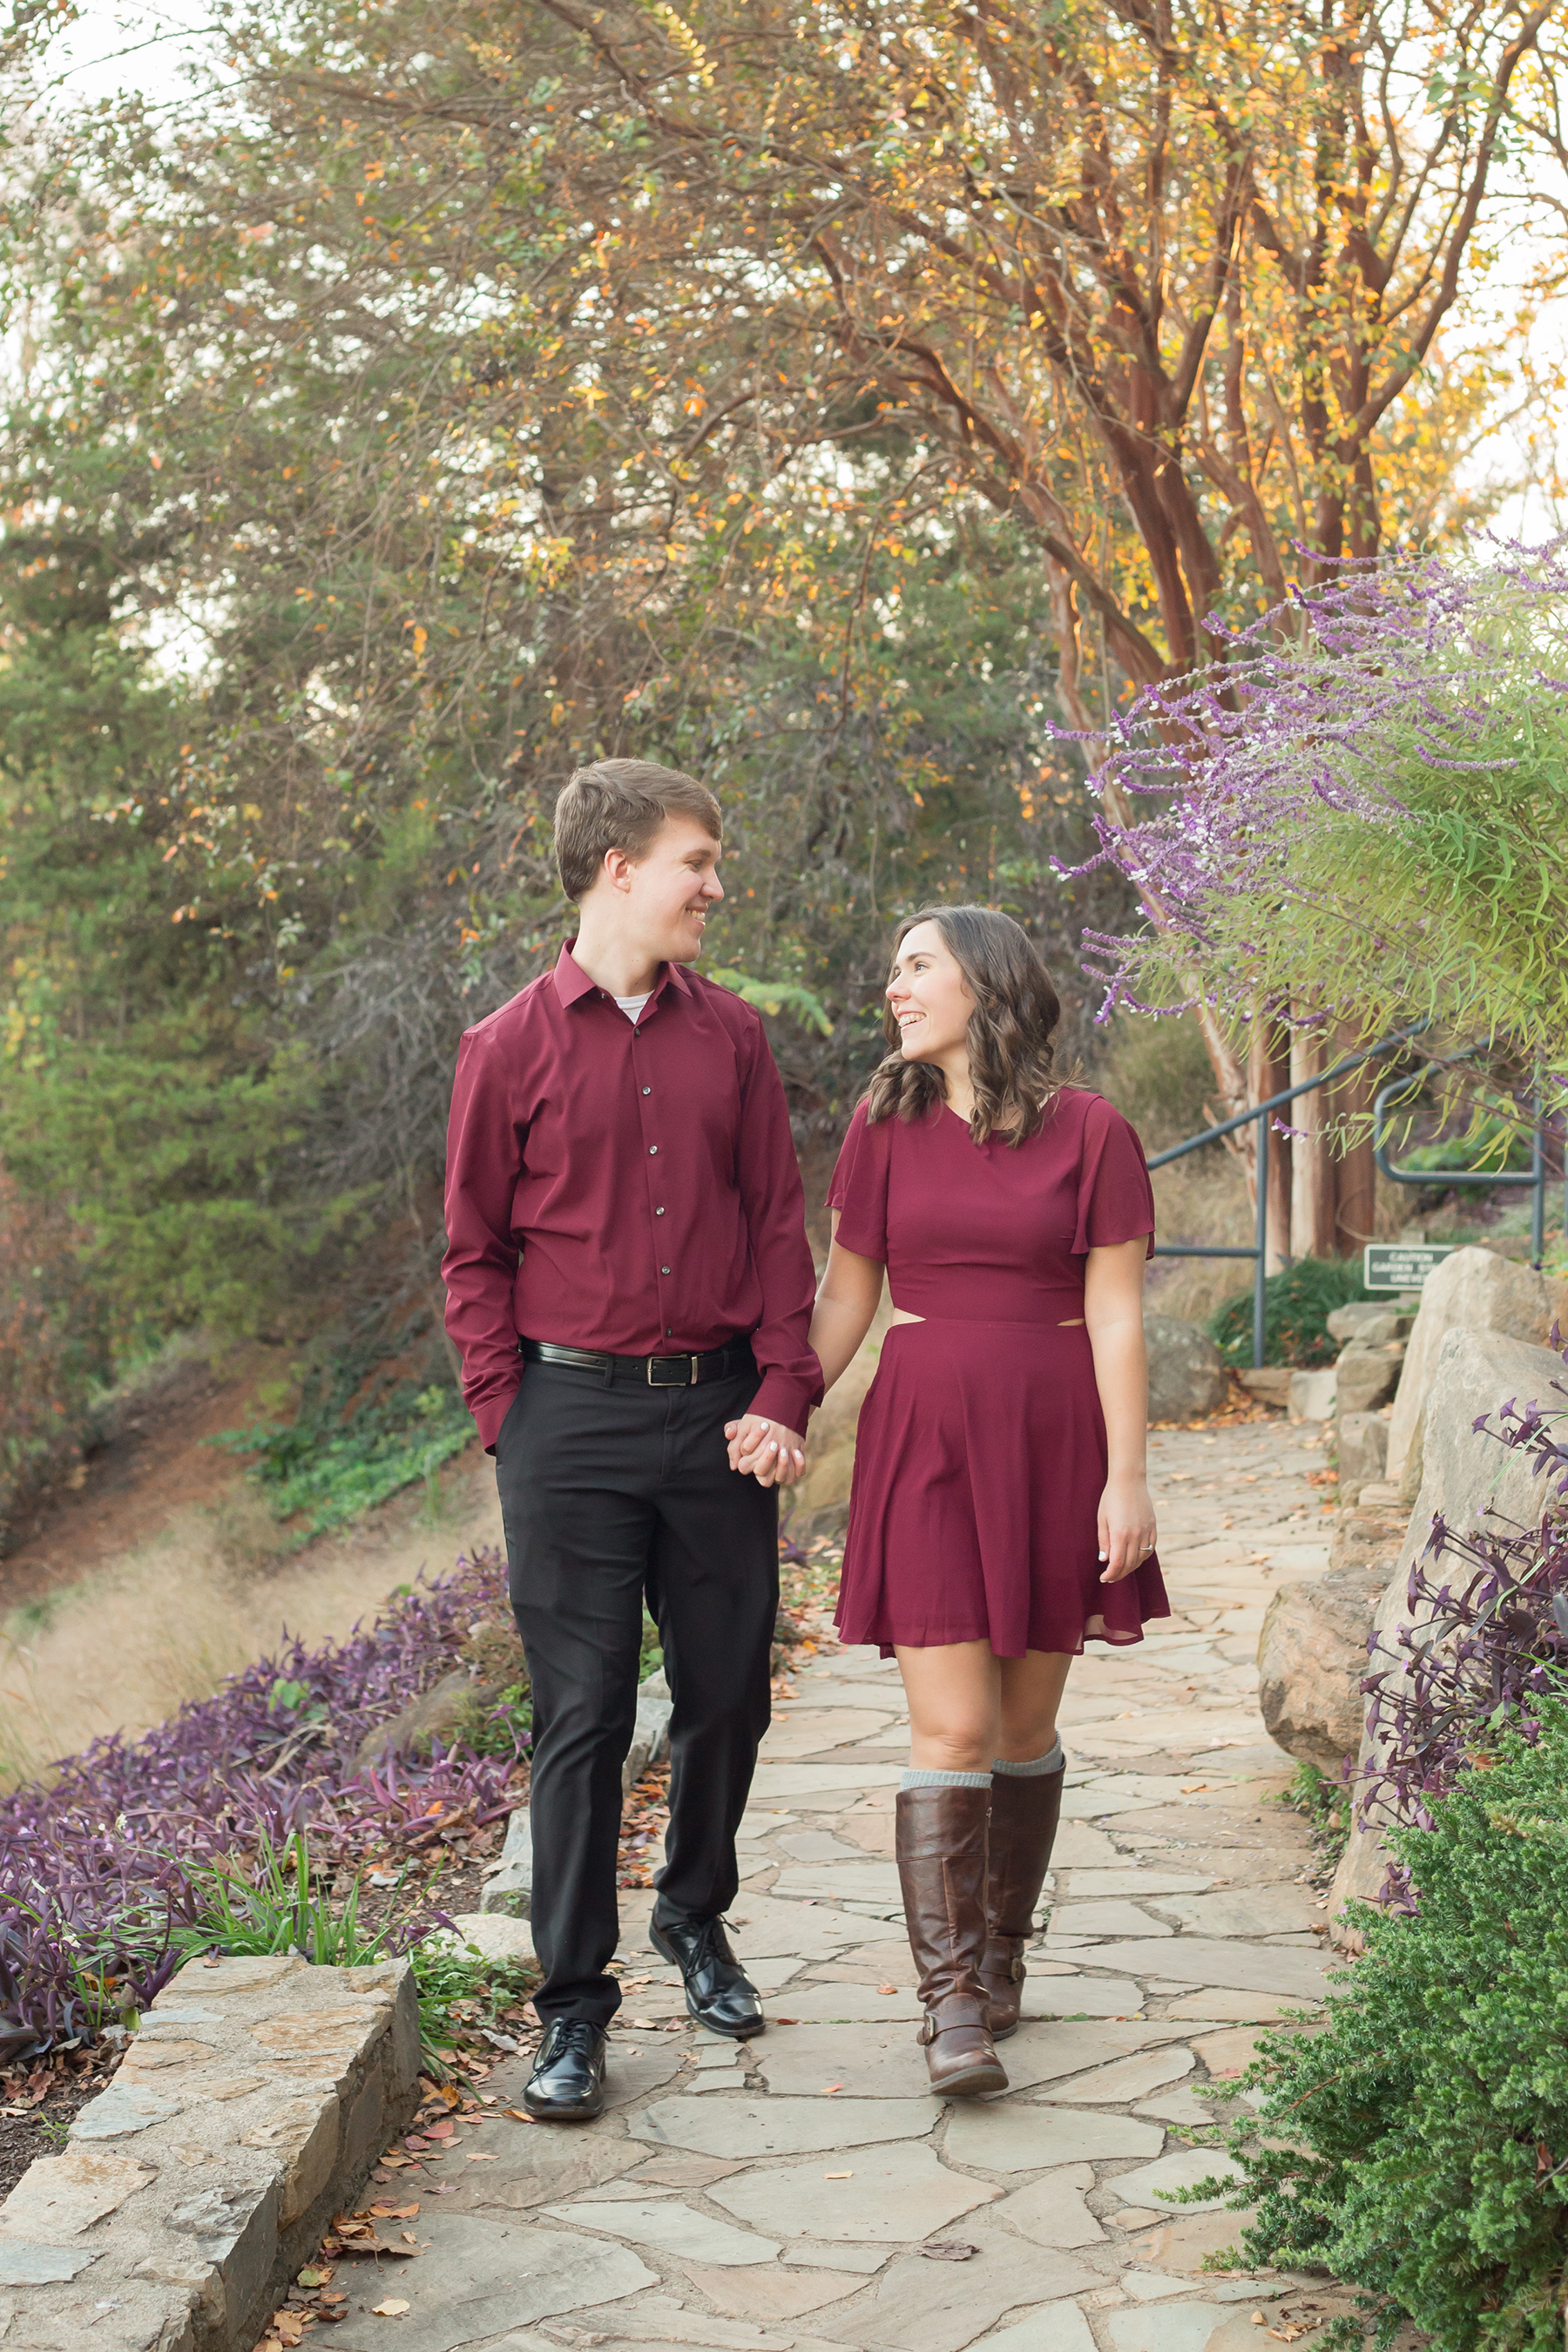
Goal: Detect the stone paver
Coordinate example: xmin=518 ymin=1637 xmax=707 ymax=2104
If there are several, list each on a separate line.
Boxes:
xmin=337 ymin=1416 xmax=1359 ymax=2350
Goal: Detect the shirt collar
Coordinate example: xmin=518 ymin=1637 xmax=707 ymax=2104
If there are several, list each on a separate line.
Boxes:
xmin=553 ymin=940 xmax=693 ymax=1008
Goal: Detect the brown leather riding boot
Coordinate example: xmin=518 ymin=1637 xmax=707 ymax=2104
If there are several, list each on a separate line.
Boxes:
xmin=896 ymin=1782 xmax=1009 ymax=2097
xmin=979 ymin=1758 xmax=1065 ymax=2039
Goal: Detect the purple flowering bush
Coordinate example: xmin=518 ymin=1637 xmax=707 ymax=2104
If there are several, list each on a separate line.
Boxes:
xmin=1065 ymin=543 xmax=1568 ymax=1079
xmin=1350 ymin=1347 xmax=1568 ymax=1888
xmin=1206 ymin=1362 xmax=1568 ymax=2352
xmin=0 ymin=1548 xmax=523 ymax=2062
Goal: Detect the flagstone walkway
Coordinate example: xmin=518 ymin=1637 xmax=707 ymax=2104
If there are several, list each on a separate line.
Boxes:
xmin=336 ymin=1415 xmax=1360 ymax=2352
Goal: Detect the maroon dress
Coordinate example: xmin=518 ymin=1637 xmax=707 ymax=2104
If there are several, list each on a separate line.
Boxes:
xmin=827 ymin=1086 xmax=1169 ymax=1658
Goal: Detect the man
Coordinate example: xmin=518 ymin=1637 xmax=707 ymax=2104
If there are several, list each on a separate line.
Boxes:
xmin=442 ymin=758 xmax=821 ymax=2121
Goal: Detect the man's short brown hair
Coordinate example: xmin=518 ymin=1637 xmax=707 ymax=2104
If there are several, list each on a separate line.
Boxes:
xmin=553 ymin=759 xmax=722 ymax=902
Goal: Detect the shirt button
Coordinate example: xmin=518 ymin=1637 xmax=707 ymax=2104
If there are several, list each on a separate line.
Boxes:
xmin=642 ymin=1086 xmax=652 ymax=1096
xmin=655 ymin=1206 xmax=666 ymax=1216
xmin=660 ymin=1265 xmax=671 ymax=1275
xmin=649 ymin=1145 xmax=658 ymax=1155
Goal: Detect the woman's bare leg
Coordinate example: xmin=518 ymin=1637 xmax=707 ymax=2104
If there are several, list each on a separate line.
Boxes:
xmin=895 ymin=1643 xmax=1076 ymax=1767
xmin=997 ymin=1651 xmax=1074 ymax=1761
xmin=895 ymin=1640 xmax=1000 ymax=1771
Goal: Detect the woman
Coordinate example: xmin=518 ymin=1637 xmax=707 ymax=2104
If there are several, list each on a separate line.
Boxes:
xmin=808 ymin=906 xmax=1165 ymax=2097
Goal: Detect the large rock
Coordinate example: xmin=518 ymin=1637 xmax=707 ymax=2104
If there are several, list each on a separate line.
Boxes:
xmin=1384 ymin=1247 xmax=1552 ymax=1497
xmin=1145 ymin=1315 xmax=1227 ymax=1423
xmin=1328 ymin=1303 xmax=1409 ymax=1345
xmin=1256 ymin=1558 xmax=1399 ymax=1769
xmin=1142 ymin=1317 xmax=1222 ymax=1420
xmin=1289 ymin=1367 xmax=1337 ymax=1422
xmin=1328 ymin=1326 xmax=1567 ymax=1942
xmin=1331 ymin=1500 xmax=1409 ymax=1573
xmin=1335 ymin=1342 xmax=1404 ymax=1416
xmin=0 ymin=1954 xmax=422 ymax=2350
xmin=1337 ymin=1410 xmax=1389 ymax=1497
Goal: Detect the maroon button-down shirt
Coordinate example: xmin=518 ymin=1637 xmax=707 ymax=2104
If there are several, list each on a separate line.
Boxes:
xmin=442 ymin=943 xmax=823 ymax=1451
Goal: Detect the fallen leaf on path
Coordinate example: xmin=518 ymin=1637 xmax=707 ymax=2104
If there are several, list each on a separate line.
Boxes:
xmin=920 ymin=2241 xmax=977 ymax=2261
xmin=823 ymin=2169 xmax=852 ymax=2180
xmin=875 ymin=1984 xmax=897 ymax=1995
xmin=371 ymin=2299 xmax=410 ymax=2318
xmin=818 ymin=2083 xmax=841 ymax=2094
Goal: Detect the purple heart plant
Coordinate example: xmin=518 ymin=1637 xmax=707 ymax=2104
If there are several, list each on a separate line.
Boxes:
xmin=0 ymin=1547 xmax=522 ymax=2061
xmin=1353 ymin=1341 xmax=1568 ymax=1909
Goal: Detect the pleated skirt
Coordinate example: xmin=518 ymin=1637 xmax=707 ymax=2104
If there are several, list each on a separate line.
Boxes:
xmin=835 ymin=1316 xmax=1170 ymax=1659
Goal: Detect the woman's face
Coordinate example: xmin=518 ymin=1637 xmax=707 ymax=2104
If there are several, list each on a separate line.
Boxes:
xmin=886 ymin=920 xmax=974 ymax=1065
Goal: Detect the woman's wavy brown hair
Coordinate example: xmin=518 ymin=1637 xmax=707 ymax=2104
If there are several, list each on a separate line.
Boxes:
xmin=863 ymin=904 xmax=1063 ymax=1146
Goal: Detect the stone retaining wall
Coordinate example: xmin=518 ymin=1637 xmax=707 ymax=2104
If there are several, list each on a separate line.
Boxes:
xmin=0 ymin=1953 xmax=422 ymax=2352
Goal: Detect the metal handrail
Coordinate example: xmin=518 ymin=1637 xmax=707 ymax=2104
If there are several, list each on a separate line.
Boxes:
xmin=1373 ymin=1070 xmax=1548 ymax=1268
xmin=1144 ymin=1027 xmax=1556 ymax=1369
xmin=1144 ymin=1025 xmax=1428 ymax=1370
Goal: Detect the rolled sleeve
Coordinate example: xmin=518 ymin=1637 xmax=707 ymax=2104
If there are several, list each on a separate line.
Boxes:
xmin=442 ymin=1031 xmax=527 ymax=1451
xmin=734 ymin=1022 xmax=824 ymax=1431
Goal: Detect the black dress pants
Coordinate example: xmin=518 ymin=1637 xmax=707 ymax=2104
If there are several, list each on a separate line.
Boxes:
xmin=494 ymin=1353 xmax=778 ymax=2028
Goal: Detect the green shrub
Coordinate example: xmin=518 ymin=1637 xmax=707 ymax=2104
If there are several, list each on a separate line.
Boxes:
xmin=1220 ymin=1701 xmax=1568 ymax=2350
xmin=213 ymin=1347 xmax=473 ymax=1541
xmin=1208 ymin=1256 xmax=1371 ymax=1367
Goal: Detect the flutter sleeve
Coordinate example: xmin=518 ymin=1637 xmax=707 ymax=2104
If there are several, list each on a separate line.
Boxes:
xmin=1072 ymin=1094 xmax=1157 ymax=1258
xmin=826 ymin=1099 xmax=892 ymax=1264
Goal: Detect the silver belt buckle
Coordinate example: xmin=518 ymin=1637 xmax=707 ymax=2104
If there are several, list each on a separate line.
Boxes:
xmin=647 ymin=1354 xmax=690 ymax=1387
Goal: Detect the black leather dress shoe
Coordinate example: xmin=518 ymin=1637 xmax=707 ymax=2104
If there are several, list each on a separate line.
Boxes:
xmin=651 ymin=1915 xmax=765 ymax=2038
xmin=522 ymin=2018 xmax=608 ymax=2120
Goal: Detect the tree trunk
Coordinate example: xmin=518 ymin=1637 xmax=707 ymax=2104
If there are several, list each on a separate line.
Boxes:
xmin=1289 ymin=1021 xmax=1339 ymax=1260
xmin=1249 ymin=1017 xmax=1294 ymax=1273
xmin=1333 ymin=1024 xmax=1377 ymax=1262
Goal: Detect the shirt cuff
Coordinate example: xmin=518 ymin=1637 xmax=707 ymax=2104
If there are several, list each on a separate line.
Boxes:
xmin=748 ymin=1369 xmax=821 ymax=1436
xmin=472 ymin=1380 xmax=524 ymax=1455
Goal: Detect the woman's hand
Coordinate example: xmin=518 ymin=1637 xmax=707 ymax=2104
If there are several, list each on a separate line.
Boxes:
xmin=725 ymin=1414 xmax=807 ymax=1486
xmin=1098 ymin=1471 xmax=1158 ymax=1583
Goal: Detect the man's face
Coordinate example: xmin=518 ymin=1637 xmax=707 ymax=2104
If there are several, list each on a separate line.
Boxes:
xmin=616 ymin=814 xmax=725 ymax=963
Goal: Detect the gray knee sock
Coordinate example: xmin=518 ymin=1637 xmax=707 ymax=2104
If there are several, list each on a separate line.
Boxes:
xmin=991 ymin=1739 xmax=1064 ymax=1777
xmin=901 ymin=1767 xmax=992 ymax=1790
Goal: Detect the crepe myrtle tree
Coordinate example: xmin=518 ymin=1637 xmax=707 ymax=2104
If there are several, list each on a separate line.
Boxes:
xmin=1065 ymin=543 xmax=1568 ymax=1264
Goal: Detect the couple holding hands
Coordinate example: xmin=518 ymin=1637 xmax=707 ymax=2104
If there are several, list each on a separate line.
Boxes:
xmin=443 ymin=759 xmax=1165 ymax=2121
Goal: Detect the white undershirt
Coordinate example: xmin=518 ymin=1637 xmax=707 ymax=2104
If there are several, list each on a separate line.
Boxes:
xmin=614 ymin=992 xmax=652 ymax=1024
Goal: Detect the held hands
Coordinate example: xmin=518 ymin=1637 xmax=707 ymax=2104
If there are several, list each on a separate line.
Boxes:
xmin=1097 ymin=1470 xmax=1158 ymax=1583
xmin=725 ymin=1413 xmax=807 ymax=1488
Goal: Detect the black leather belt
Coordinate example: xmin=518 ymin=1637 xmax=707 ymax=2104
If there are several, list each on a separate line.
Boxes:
xmin=520 ymin=1338 xmax=754 ymax=1388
